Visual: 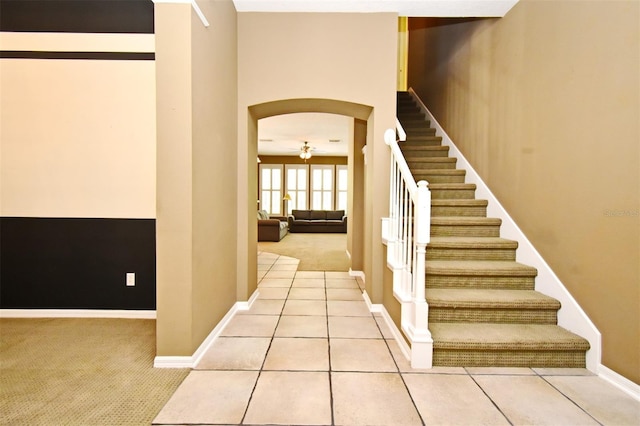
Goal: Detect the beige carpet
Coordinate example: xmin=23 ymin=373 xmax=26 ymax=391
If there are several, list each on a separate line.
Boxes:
xmin=258 ymin=232 xmax=350 ymax=271
xmin=0 ymin=318 xmax=189 ymax=425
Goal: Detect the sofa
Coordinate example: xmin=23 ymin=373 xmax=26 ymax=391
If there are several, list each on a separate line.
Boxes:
xmin=288 ymin=209 xmax=347 ymax=233
xmin=258 ymin=210 xmax=288 ymax=242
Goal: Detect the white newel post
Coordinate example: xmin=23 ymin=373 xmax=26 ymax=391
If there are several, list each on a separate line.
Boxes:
xmin=411 ymin=180 xmax=433 ymax=368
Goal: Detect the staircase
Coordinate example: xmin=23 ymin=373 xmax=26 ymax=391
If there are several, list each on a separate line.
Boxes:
xmin=396 ymin=91 xmax=590 ymax=367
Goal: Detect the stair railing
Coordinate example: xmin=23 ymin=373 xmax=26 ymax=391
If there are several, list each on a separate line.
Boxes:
xmin=384 ymin=119 xmax=433 ymax=368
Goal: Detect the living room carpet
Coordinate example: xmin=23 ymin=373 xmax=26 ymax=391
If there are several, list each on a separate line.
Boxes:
xmin=0 ymin=318 xmax=189 ymax=425
xmin=258 ymin=232 xmax=350 ymax=271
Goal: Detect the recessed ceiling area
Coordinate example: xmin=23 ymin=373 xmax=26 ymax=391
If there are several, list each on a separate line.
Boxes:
xmin=258 ymin=113 xmax=351 ymax=157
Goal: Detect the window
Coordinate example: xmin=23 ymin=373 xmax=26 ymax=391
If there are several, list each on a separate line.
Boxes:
xmin=310 ymin=165 xmax=334 ymax=210
xmin=285 ymin=165 xmax=308 ymax=214
xmin=336 ymin=165 xmax=348 ymax=213
xmin=259 ymin=164 xmax=283 ymax=215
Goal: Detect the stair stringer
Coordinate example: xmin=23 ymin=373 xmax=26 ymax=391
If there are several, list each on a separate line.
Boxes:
xmin=407 ymin=88 xmax=601 ymax=373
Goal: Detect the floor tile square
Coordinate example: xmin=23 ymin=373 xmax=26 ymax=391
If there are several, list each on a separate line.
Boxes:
xmin=220 ymin=315 xmax=279 ymax=337
xmin=264 ymin=270 xmax=296 ymax=279
xmin=237 ymin=299 xmax=285 ymax=315
xmin=258 ymin=278 xmax=293 ymax=288
xmin=274 ymin=256 xmax=299 ymax=265
xmin=295 ymin=271 xmax=325 ymax=279
xmin=466 ymin=367 xmax=535 ymax=375
xmin=327 ymin=300 xmax=371 ymax=317
xmin=153 ymin=371 xmax=258 ymax=425
xmin=325 ymin=271 xmax=353 ymax=279
xmin=326 ymin=278 xmax=359 ymax=289
xmin=544 ymin=375 xmax=640 ymax=425
xmin=195 ymin=337 xmax=270 ymax=370
xmin=275 ymin=315 xmax=327 ymax=338
xmin=373 ymin=315 xmax=396 ymax=338
xmin=288 ymin=287 xmax=326 ymax=300
xmin=327 ymin=288 xmax=363 ymax=301
xmin=292 ymin=278 xmax=325 ymax=288
xmin=243 ymin=371 xmax=331 ymax=425
xmin=330 ymin=338 xmax=396 ymax=372
xmin=332 ymin=372 xmax=422 ymax=426
xmin=256 ymin=287 xmax=290 ymax=300
xmin=328 ymin=316 xmax=381 ymax=339
xmin=269 ymin=263 xmax=298 ymax=271
xmin=403 ymin=373 xmax=509 ymax=425
xmin=263 ymin=338 xmax=329 ymax=371
xmin=282 ymin=299 xmax=327 ymax=316
xmin=473 ymin=375 xmax=600 ymax=425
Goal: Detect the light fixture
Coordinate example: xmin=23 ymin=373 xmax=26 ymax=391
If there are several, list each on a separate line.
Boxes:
xmin=299 ymin=141 xmax=312 ymax=161
xmin=283 ymin=193 xmax=292 ymax=215
xmin=257 ymin=157 xmax=261 ymax=163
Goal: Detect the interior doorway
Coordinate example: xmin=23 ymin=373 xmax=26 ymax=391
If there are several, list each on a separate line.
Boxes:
xmin=242 ymin=98 xmax=372 ymax=300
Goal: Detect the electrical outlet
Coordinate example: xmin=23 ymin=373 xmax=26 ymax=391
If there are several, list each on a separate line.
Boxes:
xmin=126 ymin=273 xmax=135 ymax=287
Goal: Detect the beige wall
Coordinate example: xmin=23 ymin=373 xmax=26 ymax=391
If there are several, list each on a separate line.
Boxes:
xmin=155 ymin=0 xmax=238 ymax=356
xmin=237 ymin=13 xmax=397 ymax=303
xmin=408 ymin=0 xmax=639 ymax=383
xmin=0 ymin=36 xmax=156 ymax=218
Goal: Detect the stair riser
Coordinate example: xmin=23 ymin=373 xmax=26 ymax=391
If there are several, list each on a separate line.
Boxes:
xmin=428 ymin=309 xmax=557 ymax=324
xmin=402 ymin=150 xmax=450 ymax=158
xmin=432 ymin=350 xmax=586 ymax=368
xmin=430 ymin=189 xmax=476 ymax=199
xmin=426 ymin=275 xmax=535 ymax=290
xmin=405 ymin=129 xmax=436 ymax=137
xmin=431 ymin=225 xmax=500 ymax=237
xmin=405 ymin=162 xmax=456 ymax=171
xmin=402 ymin=137 xmax=441 ymax=145
xmin=426 ymin=247 xmax=516 ymax=261
xmin=400 ymin=113 xmax=426 ymax=121
xmin=414 ymin=174 xmax=465 ymax=184
xmin=401 ymin=120 xmax=432 ymax=128
xmin=431 ymin=206 xmax=487 ymax=217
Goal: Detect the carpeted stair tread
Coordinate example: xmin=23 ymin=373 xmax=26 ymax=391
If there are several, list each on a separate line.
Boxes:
xmin=426 ymin=260 xmax=538 ymax=277
xmin=426 ymin=288 xmax=560 ymax=310
xmin=400 ymin=145 xmax=449 ymax=154
xmin=429 ymin=183 xmax=476 ymax=190
xmin=432 ymin=199 xmax=488 ymax=208
xmin=430 ymin=323 xmax=590 ymax=351
xmin=428 ymin=236 xmax=517 ymax=250
xmin=413 ymin=169 xmax=466 ymax=177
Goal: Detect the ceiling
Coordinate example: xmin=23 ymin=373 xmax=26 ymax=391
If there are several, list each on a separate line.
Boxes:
xmin=258 ymin=113 xmax=351 ymax=157
xmin=232 ymin=0 xmax=519 ymax=17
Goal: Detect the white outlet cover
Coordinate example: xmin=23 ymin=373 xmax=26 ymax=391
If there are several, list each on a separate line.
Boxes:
xmin=126 ymin=273 xmax=135 ymax=286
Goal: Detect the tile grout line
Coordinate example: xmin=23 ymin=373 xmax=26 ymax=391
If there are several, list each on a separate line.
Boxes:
xmin=465 ymin=368 xmax=514 ymax=426
xmin=239 ymin=263 xmax=292 ymax=425
xmin=325 ymin=271 xmax=336 ymax=426
xmin=376 ymin=313 xmax=426 ymax=426
xmin=535 ymin=371 xmax=605 ymax=426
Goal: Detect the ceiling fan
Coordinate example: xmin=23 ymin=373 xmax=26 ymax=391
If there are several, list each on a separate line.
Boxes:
xmin=299 ymin=141 xmax=313 ymax=160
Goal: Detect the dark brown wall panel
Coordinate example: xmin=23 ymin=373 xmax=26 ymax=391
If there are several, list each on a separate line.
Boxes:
xmin=0 ymin=217 xmax=156 ymax=310
xmin=0 ymin=0 xmax=154 ymax=33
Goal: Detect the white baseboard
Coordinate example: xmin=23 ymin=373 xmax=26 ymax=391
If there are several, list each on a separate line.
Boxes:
xmin=154 ymin=289 xmax=259 ymax=368
xmin=0 ymin=309 xmax=156 ymax=319
xmin=363 ymin=291 xmax=411 ymax=362
xmin=598 ymin=364 xmax=640 ymax=401
xmin=349 ymin=269 xmax=365 ymax=281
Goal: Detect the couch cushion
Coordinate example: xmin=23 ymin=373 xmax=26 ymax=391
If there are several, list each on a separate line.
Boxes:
xmin=257 ymin=210 xmax=269 ymax=220
xmin=310 ymin=210 xmax=326 ymax=220
xmin=292 ymin=209 xmax=311 ymax=220
xmin=326 ymin=210 xmax=345 ymax=220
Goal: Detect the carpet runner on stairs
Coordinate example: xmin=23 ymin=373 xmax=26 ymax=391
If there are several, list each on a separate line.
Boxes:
xmin=396 ymin=91 xmax=590 ymax=367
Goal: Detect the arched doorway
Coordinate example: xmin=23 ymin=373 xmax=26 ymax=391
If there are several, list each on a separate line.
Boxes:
xmin=238 ymin=98 xmax=373 ymax=301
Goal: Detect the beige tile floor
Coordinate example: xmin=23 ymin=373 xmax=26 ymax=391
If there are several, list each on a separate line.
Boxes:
xmin=153 ymin=252 xmax=639 ymax=425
